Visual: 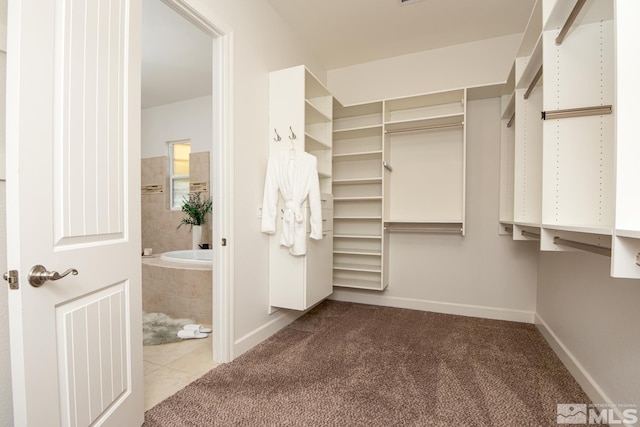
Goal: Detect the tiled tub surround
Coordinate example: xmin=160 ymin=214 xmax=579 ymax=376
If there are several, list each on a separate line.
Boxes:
xmin=142 ymin=255 xmax=212 ymax=324
xmin=141 ymin=152 xmax=212 ymax=254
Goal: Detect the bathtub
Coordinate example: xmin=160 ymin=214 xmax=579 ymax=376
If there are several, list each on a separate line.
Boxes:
xmin=160 ymin=249 xmax=213 ymax=266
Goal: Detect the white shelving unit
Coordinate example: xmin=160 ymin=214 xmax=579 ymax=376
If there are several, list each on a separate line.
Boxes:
xmin=540 ymin=0 xmax=615 ymax=252
xmin=383 ymin=89 xmax=467 ymax=233
xmin=499 ymin=65 xmax=516 ymax=235
xmin=332 ymin=101 xmax=387 ymax=290
xmin=267 ymin=65 xmax=334 ymax=310
xmin=497 ymin=0 xmax=640 ymax=279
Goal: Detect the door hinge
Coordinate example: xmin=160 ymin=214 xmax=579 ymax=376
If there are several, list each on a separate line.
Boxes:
xmin=221 ymin=238 xmax=227 ymax=247
xmin=3 ymin=270 xmax=19 ymax=290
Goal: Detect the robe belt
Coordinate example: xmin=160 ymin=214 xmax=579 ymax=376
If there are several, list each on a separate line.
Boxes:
xmin=283 ymin=201 xmax=303 ymax=224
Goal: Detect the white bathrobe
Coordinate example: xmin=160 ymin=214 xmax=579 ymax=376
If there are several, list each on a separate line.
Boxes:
xmin=262 ymin=150 xmax=323 ymax=256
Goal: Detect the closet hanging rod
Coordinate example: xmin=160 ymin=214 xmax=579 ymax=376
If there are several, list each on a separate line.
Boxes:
xmin=555 ymin=0 xmax=587 ymax=45
xmin=506 ymin=113 xmax=515 ymax=128
xmin=523 ymin=66 xmax=543 ymax=100
xmin=383 ymin=161 xmax=393 ymax=172
xmin=541 ymin=105 xmax=612 ymax=120
xmin=384 ymin=122 xmax=463 ymax=135
xmin=553 ymin=236 xmax=611 ymax=257
xmin=521 ymin=230 xmax=541 ymax=239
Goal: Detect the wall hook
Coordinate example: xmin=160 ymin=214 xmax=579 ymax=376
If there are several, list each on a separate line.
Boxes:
xmin=289 ymin=126 xmax=297 ymax=140
xmin=273 ymin=128 xmax=281 ymax=142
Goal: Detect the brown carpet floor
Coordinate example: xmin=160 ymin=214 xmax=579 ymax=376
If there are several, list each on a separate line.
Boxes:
xmin=143 ymin=300 xmax=590 ymax=426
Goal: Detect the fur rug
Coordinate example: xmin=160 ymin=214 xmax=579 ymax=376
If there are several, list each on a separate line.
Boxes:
xmin=143 ymin=312 xmax=195 ymax=345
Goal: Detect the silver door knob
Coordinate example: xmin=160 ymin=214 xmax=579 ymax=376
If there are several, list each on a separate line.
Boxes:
xmin=28 ymin=265 xmax=78 ymax=287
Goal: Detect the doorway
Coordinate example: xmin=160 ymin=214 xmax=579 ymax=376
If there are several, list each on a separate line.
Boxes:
xmin=140 ymin=0 xmax=233 ymax=408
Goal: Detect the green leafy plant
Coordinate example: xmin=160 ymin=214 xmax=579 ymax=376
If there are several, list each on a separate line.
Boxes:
xmin=177 ymin=192 xmax=213 ymax=229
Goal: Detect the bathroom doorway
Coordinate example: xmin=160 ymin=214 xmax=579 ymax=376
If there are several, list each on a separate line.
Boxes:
xmin=140 ymin=0 xmax=233 ymax=408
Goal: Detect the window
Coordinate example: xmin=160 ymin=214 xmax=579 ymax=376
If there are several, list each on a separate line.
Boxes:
xmin=169 ymin=141 xmax=191 ymax=209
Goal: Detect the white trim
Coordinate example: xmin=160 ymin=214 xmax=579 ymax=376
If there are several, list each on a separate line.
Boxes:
xmin=535 ymin=313 xmax=633 ymax=425
xmin=233 ymin=310 xmax=305 ymax=357
xmin=329 ymin=289 xmax=536 ymax=323
xmin=162 ymin=0 xmax=235 ymax=364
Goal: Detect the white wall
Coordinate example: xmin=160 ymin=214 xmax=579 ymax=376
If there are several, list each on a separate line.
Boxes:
xmin=141 ymin=95 xmax=212 ymax=158
xmin=178 ymin=0 xmax=327 ymax=356
xmin=537 ymin=252 xmax=640 ymax=408
xmin=328 ymin=34 xmax=521 ymax=105
xmin=332 ymin=98 xmax=539 ymax=322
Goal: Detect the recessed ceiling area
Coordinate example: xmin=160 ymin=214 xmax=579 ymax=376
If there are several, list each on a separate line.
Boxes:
xmin=268 ymin=0 xmax=536 ymax=69
xmin=141 ymin=0 xmax=212 ymax=108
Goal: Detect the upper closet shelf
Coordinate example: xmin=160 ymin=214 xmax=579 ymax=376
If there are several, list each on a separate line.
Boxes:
xmin=305 ymin=101 xmax=332 ymax=124
xmin=305 ymin=133 xmax=331 ymax=151
xmin=333 ymin=177 xmax=382 ymax=186
xmin=333 ymin=125 xmax=382 ymax=140
xmin=516 ymin=35 xmax=543 ymax=91
xmin=542 ymin=224 xmax=612 ymax=236
xmin=333 ymin=151 xmax=382 ymax=162
xmin=385 ymin=113 xmax=464 ymax=134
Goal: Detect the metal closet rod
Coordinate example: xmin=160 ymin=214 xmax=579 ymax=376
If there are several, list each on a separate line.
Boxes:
xmin=523 ymin=66 xmax=543 ymax=100
xmin=542 ymin=105 xmax=612 ymax=120
xmin=506 ymin=113 xmax=515 ymax=128
xmin=521 ymin=230 xmax=541 ymax=239
xmin=556 ymin=0 xmax=587 ymax=45
xmin=385 ymin=122 xmax=463 ymax=135
xmin=553 ymin=236 xmax=612 ymax=257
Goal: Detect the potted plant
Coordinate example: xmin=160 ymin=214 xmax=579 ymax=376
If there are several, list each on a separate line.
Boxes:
xmin=178 ymin=192 xmax=213 ymax=249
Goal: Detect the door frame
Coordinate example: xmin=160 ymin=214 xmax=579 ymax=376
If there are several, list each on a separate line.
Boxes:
xmin=161 ymin=0 xmax=235 ymax=363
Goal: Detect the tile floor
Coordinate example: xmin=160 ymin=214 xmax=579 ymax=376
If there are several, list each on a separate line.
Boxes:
xmin=143 ymin=335 xmax=218 ymax=411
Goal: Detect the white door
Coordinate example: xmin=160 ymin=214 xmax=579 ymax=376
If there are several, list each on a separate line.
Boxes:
xmin=6 ymin=0 xmax=143 ymax=425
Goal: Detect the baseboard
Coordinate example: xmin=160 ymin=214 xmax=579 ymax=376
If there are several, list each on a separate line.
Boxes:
xmin=535 ymin=313 xmax=634 ymax=426
xmin=329 ymin=289 xmax=535 ymax=323
xmin=233 ymin=309 xmax=305 ymax=357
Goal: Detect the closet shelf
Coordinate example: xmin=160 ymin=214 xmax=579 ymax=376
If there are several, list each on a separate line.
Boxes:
xmin=333 ymin=125 xmax=382 ymax=140
xmin=334 ymin=234 xmax=382 ymax=240
xmin=305 ymin=100 xmax=332 ymax=124
xmin=333 ymin=277 xmax=387 ymax=291
xmin=317 ymin=170 xmax=331 ymax=179
xmin=333 ymin=197 xmax=382 ymax=203
xmin=542 ymin=224 xmax=613 ymax=236
xmin=333 ymin=248 xmax=382 ymax=256
xmin=516 ymin=35 xmax=543 ymax=90
xmin=333 ymin=263 xmax=382 ymax=273
xmin=384 ymin=113 xmax=464 ymax=134
xmin=501 ymin=92 xmax=515 ymax=120
xmin=305 ymin=133 xmax=331 ymax=151
xmin=333 ymin=177 xmax=382 ymax=185
xmin=334 ymin=216 xmax=383 ymax=220
xmin=615 ymin=229 xmax=640 ymax=239
xmin=333 ymin=151 xmax=382 ymax=162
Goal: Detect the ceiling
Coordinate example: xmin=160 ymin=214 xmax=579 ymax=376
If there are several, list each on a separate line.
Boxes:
xmin=141 ymin=0 xmax=212 ymax=108
xmin=141 ymin=0 xmax=536 ymax=108
xmin=268 ymin=0 xmax=537 ymax=69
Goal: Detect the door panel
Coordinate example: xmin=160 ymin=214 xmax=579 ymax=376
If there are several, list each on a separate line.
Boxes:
xmin=6 ymin=0 xmax=142 ymax=425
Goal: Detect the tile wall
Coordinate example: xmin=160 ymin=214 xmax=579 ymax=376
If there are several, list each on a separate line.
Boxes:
xmin=141 ymin=152 xmax=212 ymax=254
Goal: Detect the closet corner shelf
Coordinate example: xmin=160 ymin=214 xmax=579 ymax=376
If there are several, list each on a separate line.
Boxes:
xmin=333 ymin=278 xmax=386 ymax=291
xmin=333 ymin=151 xmax=382 ymax=162
xmin=384 ymin=113 xmax=464 ymax=133
xmin=334 ymin=216 xmax=383 ymax=220
xmin=333 ymin=263 xmax=382 ymax=273
xmin=333 ymin=196 xmax=382 ymax=202
xmin=334 ymin=234 xmax=382 ymax=240
xmin=333 ymin=125 xmax=383 ymax=140
xmin=305 ymin=100 xmax=332 ymax=124
xmin=333 ymin=248 xmax=382 ymax=256
xmin=305 ymin=133 xmax=331 ymax=151
xmin=332 ymin=177 xmax=382 ymax=185
xmin=541 ymin=224 xmax=613 ymax=236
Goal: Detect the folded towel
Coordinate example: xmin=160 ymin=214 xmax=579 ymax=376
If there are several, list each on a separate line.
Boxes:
xmin=177 ymin=329 xmax=208 ymax=339
xmin=183 ymin=324 xmax=212 ymax=334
